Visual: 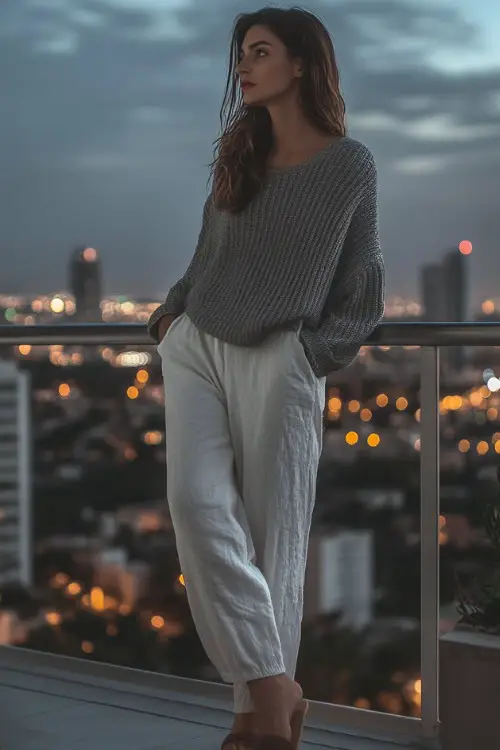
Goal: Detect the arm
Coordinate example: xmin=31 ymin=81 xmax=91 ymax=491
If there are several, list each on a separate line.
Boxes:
xmin=300 ymin=159 xmax=385 ymax=377
xmin=147 ymin=193 xmax=213 ymax=342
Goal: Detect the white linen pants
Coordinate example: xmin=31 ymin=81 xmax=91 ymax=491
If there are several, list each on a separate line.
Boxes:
xmin=159 ymin=313 xmax=325 ymax=713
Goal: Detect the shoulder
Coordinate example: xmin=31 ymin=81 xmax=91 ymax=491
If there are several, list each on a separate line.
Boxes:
xmin=318 ymin=138 xmax=376 ymax=200
xmin=338 ymin=137 xmax=376 ymax=176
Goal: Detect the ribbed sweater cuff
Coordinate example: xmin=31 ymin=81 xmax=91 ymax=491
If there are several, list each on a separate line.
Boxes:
xmin=147 ymin=303 xmax=183 ymax=343
xmin=300 ymin=327 xmax=343 ymax=378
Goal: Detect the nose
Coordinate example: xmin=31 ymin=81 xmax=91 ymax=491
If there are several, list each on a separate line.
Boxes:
xmin=236 ymin=56 xmax=250 ymax=76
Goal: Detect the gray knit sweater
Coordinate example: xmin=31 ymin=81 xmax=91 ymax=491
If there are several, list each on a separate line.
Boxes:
xmin=148 ymin=137 xmax=385 ymax=377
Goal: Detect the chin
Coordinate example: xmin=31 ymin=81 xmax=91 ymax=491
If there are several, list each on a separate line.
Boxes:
xmin=242 ymin=89 xmax=270 ymax=107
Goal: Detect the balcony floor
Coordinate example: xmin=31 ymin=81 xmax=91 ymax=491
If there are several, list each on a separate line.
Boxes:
xmin=0 ymin=646 xmax=421 ymax=750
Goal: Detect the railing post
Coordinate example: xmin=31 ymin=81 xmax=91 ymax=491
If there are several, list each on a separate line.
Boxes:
xmin=420 ymin=346 xmax=440 ymax=740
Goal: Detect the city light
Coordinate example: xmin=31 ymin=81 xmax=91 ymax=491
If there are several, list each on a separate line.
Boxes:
xmin=376 ymin=393 xmax=389 ymax=407
xmin=353 ymin=698 xmax=371 ymax=710
xmin=442 ymin=395 xmax=463 ymax=411
xmin=151 ymin=615 xmax=165 ymax=629
xmin=18 ymin=345 xmax=31 ymax=356
xmin=477 ymin=441 xmax=489 ymax=455
xmin=360 ymin=408 xmax=372 ymax=422
xmin=348 ymin=400 xmax=360 ymax=413
xmin=136 ymin=369 xmax=149 ymax=384
xmin=487 ymin=377 xmax=500 ymax=393
xmin=458 ymin=439 xmax=470 ymax=453
xmin=45 ymin=611 xmax=62 ymax=626
xmin=396 ymin=397 xmax=408 ymax=411
xmin=50 ymin=297 xmax=65 ymax=313
xmin=178 ymin=574 xmax=185 ymax=587
xmin=439 ymin=515 xmax=448 ymax=546
xmin=482 ymin=300 xmax=495 ymax=315
xmin=81 ymin=641 xmax=95 ymax=654
xmin=458 ymin=240 xmax=472 ymax=255
xmin=58 ymin=383 xmax=71 ymax=398
xmin=470 ymin=390 xmax=483 ymax=407
xmin=82 ymin=247 xmax=98 ymax=262
xmin=90 ymin=587 xmax=105 ymax=611
xmin=53 ymin=572 xmax=69 ymax=587
xmin=143 ymin=431 xmax=163 ymax=445
xmin=367 ymin=433 xmax=381 ymax=447
xmin=127 ymin=386 xmax=139 ymax=400
xmin=345 ymin=431 xmax=359 ymax=446
xmin=66 ymin=582 xmax=82 ymax=596
xmin=117 ymin=351 xmax=151 ymax=367
xmin=328 ymin=396 xmax=342 ymax=411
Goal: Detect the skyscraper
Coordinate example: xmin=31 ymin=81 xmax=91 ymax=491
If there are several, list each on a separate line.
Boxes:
xmin=420 ymin=242 xmax=471 ymax=369
xmin=0 ymin=361 xmax=32 ymax=586
xmin=304 ymin=530 xmax=374 ymax=630
xmin=69 ymin=246 xmax=102 ymax=322
xmin=421 ymin=245 xmax=470 ymax=323
xmin=442 ymin=247 xmax=468 ymax=322
xmin=421 ymin=263 xmax=446 ymax=322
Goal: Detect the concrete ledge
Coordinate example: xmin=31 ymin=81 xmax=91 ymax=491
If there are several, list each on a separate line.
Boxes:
xmin=0 ymin=645 xmax=422 ymax=747
xmin=440 ymin=629 xmax=500 ymax=750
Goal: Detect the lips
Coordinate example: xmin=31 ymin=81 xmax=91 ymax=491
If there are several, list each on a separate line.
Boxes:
xmin=240 ymin=82 xmax=255 ymax=91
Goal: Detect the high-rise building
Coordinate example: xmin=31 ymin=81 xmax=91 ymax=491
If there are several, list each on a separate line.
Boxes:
xmin=0 ymin=362 xmax=32 ymax=586
xmin=421 ymin=263 xmax=446 ymax=322
xmin=420 ymin=242 xmax=471 ymax=370
xmin=304 ymin=529 xmax=374 ymax=630
xmin=421 ymin=245 xmax=470 ymax=323
xmin=69 ymin=246 xmax=102 ymax=321
xmin=442 ymin=247 xmax=468 ymax=322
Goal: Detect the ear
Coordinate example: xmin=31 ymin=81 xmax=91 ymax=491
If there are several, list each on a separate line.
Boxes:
xmin=293 ymin=58 xmax=304 ymax=78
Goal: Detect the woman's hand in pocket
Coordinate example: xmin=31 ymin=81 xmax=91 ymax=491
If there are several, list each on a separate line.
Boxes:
xmin=158 ymin=314 xmax=177 ymax=343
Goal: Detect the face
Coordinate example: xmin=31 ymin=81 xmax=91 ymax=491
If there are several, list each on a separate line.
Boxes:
xmin=236 ymin=25 xmax=302 ymax=107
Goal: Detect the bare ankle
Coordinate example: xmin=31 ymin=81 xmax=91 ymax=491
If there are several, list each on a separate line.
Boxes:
xmin=247 ymin=674 xmax=301 ymax=708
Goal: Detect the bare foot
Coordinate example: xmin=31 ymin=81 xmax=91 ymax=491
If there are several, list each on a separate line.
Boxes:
xmin=247 ymin=675 xmax=304 ymax=743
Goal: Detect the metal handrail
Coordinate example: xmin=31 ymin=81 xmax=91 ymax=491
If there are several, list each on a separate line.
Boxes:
xmin=0 ymin=320 xmax=500 ymax=346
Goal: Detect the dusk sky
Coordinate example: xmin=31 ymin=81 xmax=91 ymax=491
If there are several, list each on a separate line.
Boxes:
xmin=1 ymin=0 xmax=499 ymax=305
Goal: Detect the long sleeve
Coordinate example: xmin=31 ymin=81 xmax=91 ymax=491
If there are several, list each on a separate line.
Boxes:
xmin=147 ymin=194 xmax=213 ymax=342
xmin=300 ymin=161 xmax=385 ymax=377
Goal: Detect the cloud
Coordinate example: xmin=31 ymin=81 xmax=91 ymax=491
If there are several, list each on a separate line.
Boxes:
xmin=0 ymin=0 xmax=499 ymax=303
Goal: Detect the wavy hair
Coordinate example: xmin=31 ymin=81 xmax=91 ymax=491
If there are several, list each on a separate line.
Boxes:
xmin=210 ymin=6 xmax=347 ymax=213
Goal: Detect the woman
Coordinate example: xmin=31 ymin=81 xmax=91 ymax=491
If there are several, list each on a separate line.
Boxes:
xmin=149 ymin=7 xmax=384 ymax=750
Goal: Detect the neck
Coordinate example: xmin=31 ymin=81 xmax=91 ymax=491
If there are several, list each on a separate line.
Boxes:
xmin=267 ymin=97 xmax=317 ymax=155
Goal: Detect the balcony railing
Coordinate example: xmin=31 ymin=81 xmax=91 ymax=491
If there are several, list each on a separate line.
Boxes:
xmin=1 ymin=320 xmax=500 ymax=746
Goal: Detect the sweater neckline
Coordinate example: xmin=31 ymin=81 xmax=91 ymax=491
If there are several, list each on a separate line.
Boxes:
xmin=267 ymin=136 xmax=350 ymax=177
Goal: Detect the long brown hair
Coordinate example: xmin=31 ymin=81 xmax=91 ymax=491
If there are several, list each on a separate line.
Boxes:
xmin=210 ymin=6 xmax=347 ymax=214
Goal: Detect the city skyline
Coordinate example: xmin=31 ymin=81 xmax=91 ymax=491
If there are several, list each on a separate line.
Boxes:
xmin=1 ymin=0 xmax=500 ymax=304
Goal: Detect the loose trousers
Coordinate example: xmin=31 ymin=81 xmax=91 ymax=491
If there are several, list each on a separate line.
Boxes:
xmin=159 ymin=313 xmax=325 ymax=713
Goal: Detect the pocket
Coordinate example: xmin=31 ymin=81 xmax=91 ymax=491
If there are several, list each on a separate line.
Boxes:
xmin=293 ymin=327 xmax=317 ymax=381
xmin=156 ymin=313 xmax=185 ymax=356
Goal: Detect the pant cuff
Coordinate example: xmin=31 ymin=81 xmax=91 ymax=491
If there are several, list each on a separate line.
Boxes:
xmin=222 ymin=656 xmax=286 ymax=684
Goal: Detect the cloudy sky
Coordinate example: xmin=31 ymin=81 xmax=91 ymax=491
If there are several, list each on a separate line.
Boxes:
xmin=1 ymin=0 xmax=499 ymax=306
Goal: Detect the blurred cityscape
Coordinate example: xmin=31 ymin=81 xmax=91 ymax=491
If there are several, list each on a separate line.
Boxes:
xmin=0 ymin=240 xmax=500 ymax=718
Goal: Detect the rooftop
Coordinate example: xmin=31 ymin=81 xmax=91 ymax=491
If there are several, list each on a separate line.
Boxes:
xmin=0 ymin=646 xmax=419 ymax=750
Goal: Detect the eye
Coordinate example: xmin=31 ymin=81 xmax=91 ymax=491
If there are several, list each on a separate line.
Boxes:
xmin=255 ymin=48 xmax=267 ymax=57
